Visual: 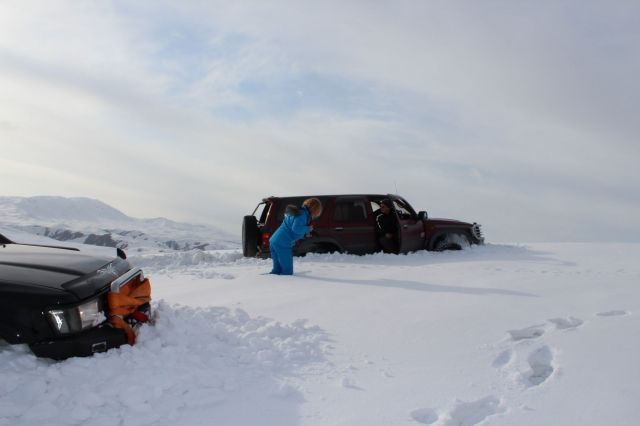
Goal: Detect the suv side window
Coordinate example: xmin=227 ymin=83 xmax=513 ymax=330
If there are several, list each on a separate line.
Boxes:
xmin=268 ymin=197 xmax=329 ymax=226
xmin=333 ymin=199 xmax=368 ymax=223
xmin=274 ymin=197 xmax=306 ymax=222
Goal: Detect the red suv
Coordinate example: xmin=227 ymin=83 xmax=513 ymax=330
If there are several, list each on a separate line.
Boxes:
xmin=242 ymin=194 xmax=484 ymax=257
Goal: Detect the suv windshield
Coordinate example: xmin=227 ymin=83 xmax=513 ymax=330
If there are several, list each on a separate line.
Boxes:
xmin=392 ymin=198 xmax=415 ymax=219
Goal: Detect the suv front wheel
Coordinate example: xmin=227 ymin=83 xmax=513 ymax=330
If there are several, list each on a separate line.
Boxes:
xmin=434 ymin=233 xmax=470 ymax=251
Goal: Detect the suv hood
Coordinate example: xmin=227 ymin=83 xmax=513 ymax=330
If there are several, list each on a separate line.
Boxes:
xmin=0 ymin=244 xmax=126 ymax=300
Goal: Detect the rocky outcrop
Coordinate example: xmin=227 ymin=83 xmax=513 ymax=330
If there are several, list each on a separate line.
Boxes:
xmin=83 ymin=233 xmax=120 ymax=248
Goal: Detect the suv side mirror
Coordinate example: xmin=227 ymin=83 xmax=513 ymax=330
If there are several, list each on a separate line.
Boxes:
xmin=417 ymin=211 xmax=428 ymax=220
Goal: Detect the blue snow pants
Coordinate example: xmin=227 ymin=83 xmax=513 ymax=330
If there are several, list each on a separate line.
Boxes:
xmin=268 ymin=206 xmax=310 ymax=276
xmin=270 ymin=244 xmax=294 ymax=275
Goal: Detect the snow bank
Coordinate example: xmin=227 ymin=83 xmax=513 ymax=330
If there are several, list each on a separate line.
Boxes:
xmin=128 ymin=250 xmax=249 ymax=279
xmin=124 ymin=243 xmax=551 ymax=281
xmin=0 ymin=302 xmax=328 ymax=426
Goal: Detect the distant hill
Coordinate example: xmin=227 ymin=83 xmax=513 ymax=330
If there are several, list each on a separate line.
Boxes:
xmin=0 ymin=196 xmax=238 ymax=252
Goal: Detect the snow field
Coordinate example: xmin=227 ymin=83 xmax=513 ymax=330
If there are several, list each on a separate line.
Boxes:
xmin=143 ymin=243 xmax=640 ymax=425
xmin=2 ymin=242 xmax=639 ymax=425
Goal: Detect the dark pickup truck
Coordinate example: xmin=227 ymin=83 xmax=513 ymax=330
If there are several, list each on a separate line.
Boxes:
xmin=242 ymin=194 xmax=484 ymax=257
xmin=0 ymin=233 xmax=151 ymax=360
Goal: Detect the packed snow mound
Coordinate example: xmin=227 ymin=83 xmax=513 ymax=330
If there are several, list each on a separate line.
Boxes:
xmin=129 ymin=249 xmax=246 ymax=277
xmin=0 ymin=301 xmax=328 ymax=426
xmin=125 ymin=243 xmax=540 ymax=280
xmin=0 ymin=196 xmax=238 ymax=252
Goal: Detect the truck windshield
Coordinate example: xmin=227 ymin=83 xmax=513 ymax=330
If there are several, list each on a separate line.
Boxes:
xmin=393 ymin=198 xmax=416 ymax=219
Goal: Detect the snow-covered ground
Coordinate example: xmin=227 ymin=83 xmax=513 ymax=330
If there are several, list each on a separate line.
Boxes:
xmin=1 ymin=242 xmax=639 ymax=425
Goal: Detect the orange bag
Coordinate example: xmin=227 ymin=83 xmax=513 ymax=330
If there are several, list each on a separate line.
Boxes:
xmin=107 ymin=277 xmax=151 ymax=345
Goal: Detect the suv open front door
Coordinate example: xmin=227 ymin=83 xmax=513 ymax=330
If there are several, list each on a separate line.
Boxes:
xmin=393 ymin=197 xmax=424 ymax=253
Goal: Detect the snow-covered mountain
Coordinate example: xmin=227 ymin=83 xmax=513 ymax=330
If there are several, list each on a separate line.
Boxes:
xmin=0 ymin=196 xmax=238 ymax=252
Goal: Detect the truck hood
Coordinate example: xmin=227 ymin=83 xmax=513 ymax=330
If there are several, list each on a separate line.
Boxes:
xmin=0 ymin=243 xmax=129 ymax=301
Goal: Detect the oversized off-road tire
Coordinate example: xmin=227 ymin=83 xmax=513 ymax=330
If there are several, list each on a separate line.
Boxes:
xmin=434 ymin=233 xmax=470 ymax=251
xmin=242 ymin=216 xmax=258 ymax=257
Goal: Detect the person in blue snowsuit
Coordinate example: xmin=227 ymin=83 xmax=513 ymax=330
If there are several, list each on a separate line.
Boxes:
xmin=269 ymin=198 xmax=323 ymax=275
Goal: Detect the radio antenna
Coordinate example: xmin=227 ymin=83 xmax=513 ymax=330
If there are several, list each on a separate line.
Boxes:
xmin=394 ymin=181 xmax=398 ymax=194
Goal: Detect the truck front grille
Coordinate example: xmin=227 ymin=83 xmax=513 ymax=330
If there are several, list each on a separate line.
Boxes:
xmin=471 ymin=223 xmax=483 ymax=240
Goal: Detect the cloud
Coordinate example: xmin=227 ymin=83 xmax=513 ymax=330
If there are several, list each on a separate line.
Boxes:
xmin=0 ymin=1 xmax=639 ymax=241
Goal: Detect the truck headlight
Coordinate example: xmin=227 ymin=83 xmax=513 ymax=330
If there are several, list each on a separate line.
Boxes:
xmin=78 ymin=299 xmax=105 ymax=329
xmin=48 ymin=299 xmax=105 ymax=334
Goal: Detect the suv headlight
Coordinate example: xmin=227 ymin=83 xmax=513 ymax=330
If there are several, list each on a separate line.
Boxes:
xmin=48 ymin=298 xmax=106 ymax=334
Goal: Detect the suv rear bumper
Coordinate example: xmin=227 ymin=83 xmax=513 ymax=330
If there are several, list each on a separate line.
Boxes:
xmin=29 ymin=324 xmax=128 ymax=360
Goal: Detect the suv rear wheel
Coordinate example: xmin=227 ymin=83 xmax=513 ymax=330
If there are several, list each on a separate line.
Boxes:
xmin=242 ymin=216 xmax=258 ymax=257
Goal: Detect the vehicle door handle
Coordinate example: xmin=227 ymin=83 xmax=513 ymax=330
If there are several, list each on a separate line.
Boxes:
xmin=334 ymin=227 xmax=344 ymax=231
xmin=403 ymin=225 xmax=408 ymax=229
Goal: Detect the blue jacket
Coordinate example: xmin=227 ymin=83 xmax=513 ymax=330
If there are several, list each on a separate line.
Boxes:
xmin=270 ymin=206 xmax=311 ymax=249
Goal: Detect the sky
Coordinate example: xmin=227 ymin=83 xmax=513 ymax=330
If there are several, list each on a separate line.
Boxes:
xmin=1 ymin=1 xmax=639 ymax=242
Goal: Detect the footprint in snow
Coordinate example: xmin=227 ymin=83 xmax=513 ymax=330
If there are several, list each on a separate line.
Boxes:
xmin=548 ymin=316 xmax=583 ymax=330
xmin=492 ymin=349 xmax=514 ymax=368
xmin=446 ymin=396 xmax=505 ymax=425
xmin=596 ymin=310 xmax=629 ymax=317
xmin=523 ymin=345 xmax=555 ymax=387
xmin=507 ymin=324 xmax=546 ymax=341
xmin=412 ymin=395 xmax=505 ymax=425
xmin=410 ymin=407 xmax=438 ymax=425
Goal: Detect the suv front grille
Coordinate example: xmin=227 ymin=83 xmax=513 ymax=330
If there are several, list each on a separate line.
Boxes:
xmin=471 ymin=223 xmax=483 ymax=240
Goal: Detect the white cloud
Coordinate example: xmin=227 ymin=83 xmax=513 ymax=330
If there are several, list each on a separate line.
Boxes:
xmin=1 ymin=1 xmax=639 ymax=241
